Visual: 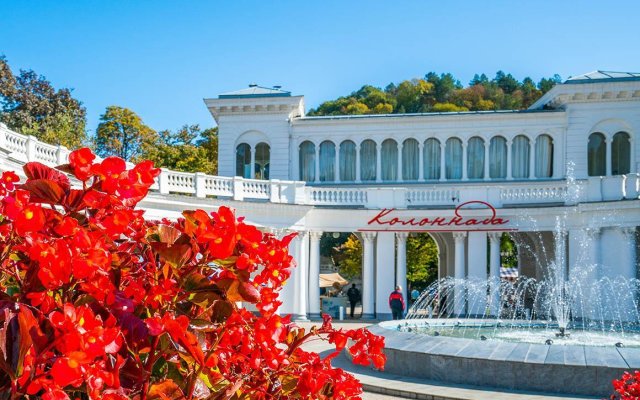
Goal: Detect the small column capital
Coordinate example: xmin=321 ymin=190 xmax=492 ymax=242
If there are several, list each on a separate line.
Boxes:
xmin=488 ymin=232 xmax=502 ymax=242
xmin=584 ymin=227 xmax=601 ymax=240
xmin=620 ymin=226 xmax=637 ymax=239
xmin=396 ymin=232 xmax=409 ymax=242
xmin=309 ymin=231 xmax=324 ymax=241
xmin=453 ymin=232 xmax=467 ymax=242
xmin=362 ymin=231 xmax=377 ymax=242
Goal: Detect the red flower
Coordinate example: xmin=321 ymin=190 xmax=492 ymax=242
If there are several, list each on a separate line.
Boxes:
xmin=68 ymin=147 xmax=96 ymax=181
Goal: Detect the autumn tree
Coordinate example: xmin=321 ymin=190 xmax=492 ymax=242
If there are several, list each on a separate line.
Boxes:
xmin=0 ymin=56 xmax=87 ymax=148
xmin=140 ymin=124 xmax=218 ymax=175
xmin=95 ymin=105 xmax=156 ymax=161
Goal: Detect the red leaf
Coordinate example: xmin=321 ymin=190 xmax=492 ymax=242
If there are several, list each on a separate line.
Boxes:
xmin=23 ymin=162 xmax=70 ymax=190
xmin=147 ymin=379 xmax=186 ymax=400
xmin=21 ymin=179 xmax=66 ymax=204
xmin=238 ymin=281 xmax=261 ymax=303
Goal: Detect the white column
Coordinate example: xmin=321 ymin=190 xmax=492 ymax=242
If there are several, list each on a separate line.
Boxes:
xmin=467 ymin=232 xmax=487 ymax=316
xmin=506 ymin=139 xmax=513 ymax=180
xmin=606 ymin=137 xmax=612 ymax=177
xmin=308 ymin=231 xmax=323 ymax=319
xmin=440 ymin=141 xmax=446 ymax=181
xmin=397 ymin=141 xmax=403 ymax=181
xmin=376 ymin=232 xmax=396 ymax=320
xmin=361 ymin=232 xmax=377 ymax=319
xmin=553 ymin=229 xmax=568 ymax=286
xmin=355 ymin=143 xmax=361 ymax=183
xmin=334 ymin=147 xmax=340 ymax=183
xmin=250 ymin=145 xmax=256 ymax=179
xmin=396 ymin=233 xmax=409 ymax=306
xmin=461 ymin=142 xmax=468 ymax=181
xmin=484 ymin=139 xmax=490 ymax=180
xmin=620 ymin=227 xmax=637 ymax=280
xmin=488 ymin=232 xmax=501 ymax=316
xmin=529 ymin=139 xmax=536 ymax=179
xmin=418 ymin=141 xmax=424 ymax=181
xmin=376 ymin=142 xmax=382 ymax=183
xmin=314 ymin=143 xmax=320 ymax=183
xmin=294 ymin=231 xmax=309 ymax=320
xmin=453 ymin=232 xmax=467 ymax=316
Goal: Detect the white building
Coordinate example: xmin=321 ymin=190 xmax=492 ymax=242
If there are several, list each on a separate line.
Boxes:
xmin=0 ymin=71 xmax=638 ymax=320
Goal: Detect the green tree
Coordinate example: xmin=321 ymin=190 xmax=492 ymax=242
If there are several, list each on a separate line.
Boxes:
xmin=0 ymin=56 xmax=86 ymax=148
xmin=335 ymin=234 xmax=362 ymax=280
xmin=140 ymin=124 xmax=218 ymax=174
xmin=95 ymin=106 xmax=156 ymax=161
xmin=406 ymin=233 xmax=439 ymax=292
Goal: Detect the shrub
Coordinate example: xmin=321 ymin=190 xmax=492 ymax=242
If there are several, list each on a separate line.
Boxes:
xmin=612 ymin=371 xmax=640 ymax=399
xmin=0 ymin=148 xmax=385 ymax=399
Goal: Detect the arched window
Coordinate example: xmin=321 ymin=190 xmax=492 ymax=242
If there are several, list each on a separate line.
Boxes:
xmin=236 ymin=143 xmax=251 ymax=178
xmin=535 ymin=135 xmax=553 ymax=178
xmin=360 ymin=140 xmax=377 ymax=181
xmin=489 ymin=136 xmax=507 ymax=179
xmin=445 ymin=138 xmax=462 ymax=179
xmin=319 ymin=141 xmax=336 ymax=182
xmin=381 ymin=139 xmax=398 ymax=181
xmin=299 ymin=141 xmax=316 ymax=181
xmin=339 ymin=140 xmax=356 ymax=182
xmin=254 ymin=142 xmax=270 ymax=180
xmin=612 ymin=132 xmax=631 ymax=175
xmin=587 ymin=133 xmax=606 ymax=176
xmin=402 ymin=138 xmax=419 ymax=180
xmin=511 ymin=135 xmax=530 ymax=179
xmin=467 ymin=137 xmax=485 ymax=179
xmin=424 ymin=138 xmax=441 ymax=180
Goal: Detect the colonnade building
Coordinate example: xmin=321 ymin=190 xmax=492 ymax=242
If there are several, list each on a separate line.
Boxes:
xmin=0 ymin=71 xmax=638 ymax=320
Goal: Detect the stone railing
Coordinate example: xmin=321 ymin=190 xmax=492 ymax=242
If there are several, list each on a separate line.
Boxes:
xmin=0 ymin=123 xmax=637 ymax=208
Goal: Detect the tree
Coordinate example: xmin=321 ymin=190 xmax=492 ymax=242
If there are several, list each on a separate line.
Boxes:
xmin=0 ymin=149 xmax=386 ymax=398
xmin=406 ymin=233 xmax=439 ymax=292
xmin=95 ymin=105 xmax=156 ymax=160
xmin=140 ymin=124 xmax=218 ymax=174
xmin=335 ymin=234 xmax=362 ymax=280
xmin=0 ymin=56 xmax=86 ymax=148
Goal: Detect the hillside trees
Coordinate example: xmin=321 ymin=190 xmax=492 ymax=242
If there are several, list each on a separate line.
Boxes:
xmin=0 ymin=56 xmax=87 ymax=148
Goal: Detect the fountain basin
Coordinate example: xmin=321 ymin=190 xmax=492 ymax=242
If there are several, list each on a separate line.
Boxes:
xmin=372 ymin=320 xmax=640 ymax=397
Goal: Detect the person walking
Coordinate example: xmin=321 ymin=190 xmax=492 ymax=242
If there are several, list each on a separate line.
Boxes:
xmin=346 ymin=283 xmax=361 ymax=318
xmin=389 ymin=285 xmax=405 ymax=320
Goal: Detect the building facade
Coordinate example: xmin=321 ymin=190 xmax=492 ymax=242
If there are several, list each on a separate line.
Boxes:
xmin=0 ymin=71 xmax=638 ymax=320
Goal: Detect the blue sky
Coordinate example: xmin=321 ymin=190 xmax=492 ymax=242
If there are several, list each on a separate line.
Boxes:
xmin=1 ymin=1 xmax=639 ymax=134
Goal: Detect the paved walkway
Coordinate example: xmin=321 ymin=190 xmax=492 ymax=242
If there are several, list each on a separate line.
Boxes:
xmin=298 ymin=320 xmax=598 ymax=400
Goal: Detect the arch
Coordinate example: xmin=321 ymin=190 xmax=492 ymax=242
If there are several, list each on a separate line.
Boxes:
xmin=489 ymin=136 xmax=507 ymax=179
xmin=319 ymin=141 xmax=336 ymax=182
xmin=339 ymin=140 xmax=356 ymax=182
xmin=381 ymin=139 xmax=398 ymax=181
xmin=360 ymin=139 xmax=377 ymax=181
xmin=535 ymin=134 xmax=553 ymax=178
xmin=467 ymin=136 xmax=485 ymax=179
xmin=299 ymin=141 xmax=316 ymax=181
xmin=423 ymin=138 xmax=441 ymax=180
xmin=254 ymin=142 xmax=270 ymax=180
xmin=235 ymin=143 xmax=251 ymax=178
xmin=234 ymin=130 xmax=269 ymax=148
xmin=445 ymin=137 xmax=462 ymax=180
xmin=511 ymin=135 xmax=530 ymax=179
xmin=402 ymin=138 xmax=419 ymax=180
xmin=612 ymin=131 xmax=631 ymax=175
xmin=588 ymin=132 xmax=606 ymax=176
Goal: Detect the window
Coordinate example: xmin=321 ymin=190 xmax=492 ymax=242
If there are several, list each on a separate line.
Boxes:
xmin=235 ymin=143 xmax=251 ymax=178
xmin=467 ymin=137 xmax=485 ymax=179
xmin=587 ymin=133 xmax=606 ymax=176
xmin=381 ymin=139 xmax=398 ymax=181
xmin=424 ymin=138 xmax=441 ymax=180
xmin=535 ymin=135 xmax=553 ymax=178
xmin=489 ymin=136 xmax=507 ymax=179
xmin=254 ymin=142 xmax=270 ymax=180
xmin=511 ymin=135 xmax=530 ymax=179
xmin=612 ymin=132 xmax=631 ymax=175
xmin=402 ymin=138 xmax=419 ymax=180
xmin=299 ymin=141 xmax=316 ymax=181
xmin=360 ymin=140 xmax=377 ymax=181
xmin=445 ymin=138 xmax=462 ymax=179
xmin=339 ymin=140 xmax=356 ymax=181
xmin=319 ymin=141 xmax=336 ymax=182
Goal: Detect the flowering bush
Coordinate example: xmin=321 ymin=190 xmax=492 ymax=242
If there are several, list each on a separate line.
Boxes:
xmin=0 ymin=148 xmax=385 ymax=399
xmin=612 ymin=371 xmax=640 ymax=399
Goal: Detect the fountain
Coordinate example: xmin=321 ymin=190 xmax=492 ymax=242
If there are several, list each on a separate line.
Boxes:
xmin=369 ymin=164 xmax=640 ymax=396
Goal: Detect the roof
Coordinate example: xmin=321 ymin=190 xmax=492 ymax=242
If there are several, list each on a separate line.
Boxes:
xmin=218 ymin=85 xmax=291 ymax=99
xmin=298 ymin=108 xmax=562 ymax=121
xmin=564 ymin=70 xmax=640 ymax=84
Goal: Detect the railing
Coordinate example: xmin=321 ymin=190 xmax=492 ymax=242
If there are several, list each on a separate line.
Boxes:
xmin=0 ymin=122 xmax=637 ymax=208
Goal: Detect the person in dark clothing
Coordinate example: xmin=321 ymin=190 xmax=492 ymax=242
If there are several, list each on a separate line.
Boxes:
xmin=346 ymin=283 xmax=361 ymax=318
xmin=389 ymin=286 xmax=405 ymax=320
